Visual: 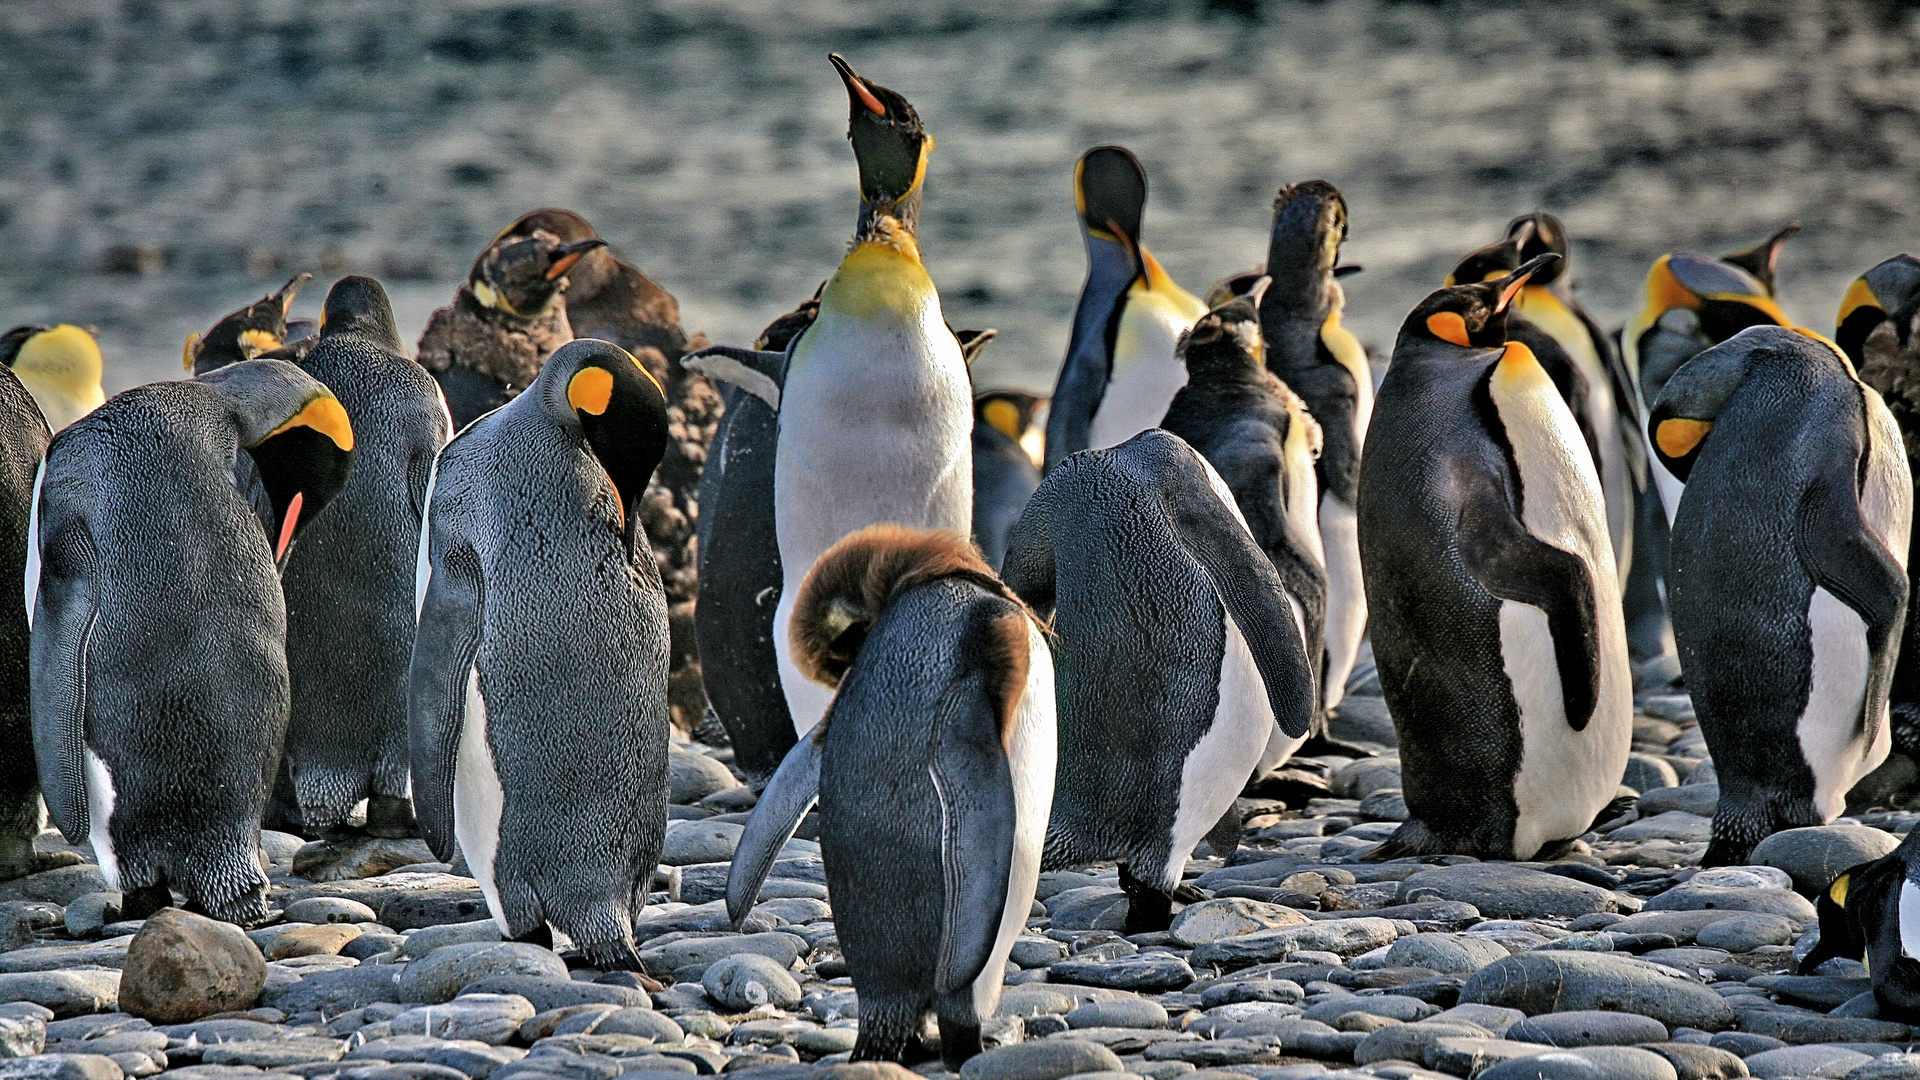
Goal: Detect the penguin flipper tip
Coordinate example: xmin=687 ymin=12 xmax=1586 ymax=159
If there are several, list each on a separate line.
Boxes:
xmin=682 ymin=346 xmax=784 ymax=409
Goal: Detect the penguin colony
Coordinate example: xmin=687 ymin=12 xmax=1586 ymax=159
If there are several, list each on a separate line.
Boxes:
xmin=0 ymin=52 xmax=1914 ymax=1061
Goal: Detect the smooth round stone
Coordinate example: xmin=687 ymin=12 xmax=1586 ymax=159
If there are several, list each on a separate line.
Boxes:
xmin=1639 ymin=947 xmax=1733 ymax=971
xmin=1624 ymin=755 xmax=1681 ymax=795
xmin=1847 ymin=1054 xmax=1920 ymax=1079
xmin=1742 ymin=1044 xmax=1873 ymax=1078
xmin=1709 ymin=1032 xmax=1788 ymax=1056
xmin=1046 ymin=954 xmax=1193 ymax=992
xmin=1064 ymin=999 xmax=1167 ymax=1030
xmin=402 ymin=921 xmax=503 ymax=958
xmin=1476 ymin=1046 xmax=1679 ymax=1080
xmin=1459 ymin=953 xmax=1735 ymax=1031
xmin=350 ymin=1036 xmax=492 ymax=1064
xmin=1168 ymin=899 xmax=1308 ymax=947
xmin=1045 ymin=889 xmax=1130 ymax=933
xmin=1394 ymin=864 xmax=1632 ymax=920
xmin=399 ymin=944 xmax=568 ymax=1005
xmin=1752 ymin=826 xmax=1901 ymax=895
xmin=1197 ymin=979 xmax=1304 ymax=1009
xmin=391 ymin=995 xmax=537 ymax=1045
xmin=1642 ymin=884 xmax=1815 ymax=921
xmin=1636 ymin=1041 xmax=1749 ymax=1080
xmin=1330 ymin=758 xmax=1402 ymax=799
xmin=1300 ymin=994 xmax=1435 ymax=1026
xmin=1637 ymin=786 xmax=1720 ymax=818
xmin=1690 ymin=866 xmax=1794 ymax=891
xmin=1695 ymin=913 xmax=1797 ymax=953
xmin=702 ymin=954 xmax=802 ymax=1011
xmin=120 ymin=908 xmax=267 ymax=1024
xmin=668 ymin=749 xmax=736 ymax=805
xmin=1383 ymin=933 xmax=1509 ymax=975
xmin=957 ymin=1038 xmax=1124 ymax=1080
xmin=1506 ymin=1010 xmax=1669 ymax=1047
xmin=63 ymin=893 xmax=122 ymax=939
xmin=591 ymin=1009 xmax=684 ymax=1042
xmin=282 ymin=897 xmax=380 ymax=925
xmin=1609 ymin=811 xmax=1714 ymax=843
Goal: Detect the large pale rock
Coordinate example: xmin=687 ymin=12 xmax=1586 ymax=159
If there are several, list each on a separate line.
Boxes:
xmin=391 ymin=994 xmax=535 ymax=1045
xmin=1460 ymin=952 xmax=1735 ymax=1032
xmin=669 ymin=750 xmax=736 ymax=805
xmin=1397 ymin=864 xmax=1636 ymax=919
xmin=397 ymin=942 xmax=567 ymax=1004
xmin=1752 ymin=825 xmax=1901 ymax=895
xmin=117 ymin=909 xmax=264 ymax=1024
xmin=1187 ymin=918 xmax=1399 ymax=968
xmin=1168 ymin=899 xmax=1309 ymax=947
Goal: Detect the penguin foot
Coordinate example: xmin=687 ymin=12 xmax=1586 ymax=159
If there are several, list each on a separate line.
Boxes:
xmin=936 ymin=1018 xmax=982 ymax=1070
xmin=1118 ymin=863 xmax=1174 ymax=934
xmin=1292 ymin=733 xmax=1380 ymax=759
xmin=1584 ymin=794 xmax=1639 ymax=835
xmin=120 ymin=884 xmax=174 ymax=922
xmin=1360 ymin=820 xmax=1453 ymax=862
xmin=512 ymin=923 xmax=555 ymax=951
xmin=364 ymin=795 xmax=419 ymax=840
xmin=572 ymin=938 xmax=646 ymax=973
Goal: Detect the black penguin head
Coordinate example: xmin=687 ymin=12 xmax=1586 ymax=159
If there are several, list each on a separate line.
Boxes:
xmin=1404 ymin=253 xmax=1558 ymax=350
xmin=198 ymin=358 xmax=354 ymax=568
xmin=1181 ymin=279 xmax=1271 ymax=375
xmin=492 ymin=208 xmax=620 ymax=302
xmin=1261 ymin=181 xmax=1349 ymax=321
xmin=1444 ymin=222 xmax=1531 ymax=289
xmin=1838 ymin=254 xmax=1920 ymax=367
xmin=1504 ymin=212 xmax=1571 ymax=286
xmin=975 ymin=389 xmax=1043 ymax=441
xmin=186 ymin=273 xmax=311 ymax=374
xmin=541 ymin=338 xmax=669 ymax=550
xmin=466 ymin=229 xmax=608 ymax=320
xmin=1721 ymin=222 xmax=1800 ymax=298
xmin=0 ymin=324 xmax=102 ymax=400
xmin=831 ymin=54 xmax=932 ymax=235
xmin=1075 ymin=146 xmax=1147 ymax=258
xmin=1646 ymin=324 xmax=1838 ymax=483
xmin=318 ymin=275 xmax=404 ymax=353
xmin=1637 ymin=252 xmax=1789 ymax=345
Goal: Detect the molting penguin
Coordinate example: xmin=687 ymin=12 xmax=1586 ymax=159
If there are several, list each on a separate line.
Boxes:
xmin=0 ymin=364 xmax=49 ymax=878
xmin=1256 ymin=181 xmax=1371 ymax=714
xmin=1357 ymin=255 xmax=1632 ymax=861
xmin=415 ymin=228 xmax=608 ymax=430
xmin=682 ymin=290 xmax=818 ymax=783
xmin=1795 ymin=829 xmax=1920 ymax=1015
xmin=1002 ymin=429 xmax=1315 ymax=930
xmin=185 ymin=274 xmax=312 ymax=375
xmin=1160 ymin=284 xmax=1327 ymax=783
xmin=0 ymin=325 xmax=105 ymax=434
xmin=410 ymin=338 xmax=671 ymax=966
xmin=1652 ymin=325 xmax=1911 ymax=865
xmin=727 ymin=526 xmax=1053 ymax=1066
xmin=279 ymin=276 xmax=451 ymax=837
xmin=30 ymin=360 xmax=353 ymax=922
xmin=1043 ymin=146 xmax=1207 ymax=472
xmin=972 ymin=389 xmax=1044 ymax=569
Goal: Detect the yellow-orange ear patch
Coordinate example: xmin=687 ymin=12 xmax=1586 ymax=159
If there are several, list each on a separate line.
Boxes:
xmin=1646 ymin=255 xmax=1700 ymax=315
xmin=1838 ymin=277 xmax=1882 ymax=328
xmin=1656 ymin=418 xmax=1713 ymax=459
xmin=1426 ymin=311 xmax=1471 ymax=347
xmin=1830 ymin=871 xmax=1851 ymax=908
xmin=268 ymin=395 xmax=354 ymax=451
xmin=239 ymin=329 xmax=282 ymax=358
xmin=569 ymin=366 xmax=615 ymax=416
xmin=983 ymin=399 xmax=1022 ymax=441
xmin=183 ymin=332 xmax=202 ymax=372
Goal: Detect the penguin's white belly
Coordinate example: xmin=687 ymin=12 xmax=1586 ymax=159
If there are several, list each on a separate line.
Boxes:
xmin=84 ymin=749 xmax=119 ymax=890
xmin=1319 ymin=493 xmax=1365 ymax=712
xmin=1800 ymin=587 xmax=1885 ymax=823
xmin=1652 ymin=465 xmax=1686 ymax=532
xmin=1089 ymin=300 xmax=1190 ymax=451
xmin=968 ymin=623 xmax=1057 ymax=1020
xmin=1503 ymin=602 xmax=1622 ymax=859
xmin=1902 ymin=879 xmax=1920 ymax=960
xmin=454 ymin=667 xmax=510 ymax=934
xmin=22 ymin=461 xmax=43 ymax=631
xmin=1167 ymin=612 xmax=1276 ymax=889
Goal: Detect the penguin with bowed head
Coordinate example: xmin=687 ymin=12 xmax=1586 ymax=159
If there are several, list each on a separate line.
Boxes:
xmin=410 ymin=338 xmax=671 ymax=967
xmin=1001 ymin=429 xmax=1315 ymax=931
xmin=725 ymin=525 xmax=1053 ymax=1066
xmin=29 ymin=359 xmax=354 ymax=922
xmin=1357 ymin=254 xmax=1633 ymax=861
xmin=1795 ymin=829 xmax=1920 ymax=1015
xmin=1651 ymin=325 xmax=1910 ymax=865
xmin=279 ymin=276 xmax=451 ymax=838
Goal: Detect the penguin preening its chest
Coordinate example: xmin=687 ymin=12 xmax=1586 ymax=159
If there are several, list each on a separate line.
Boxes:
xmin=1044 ymin=146 xmax=1207 ymax=473
xmin=727 ymin=526 xmax=1053 ymax=1067
xmin=1358 ymin=254 xmax=1633 ymax=862
xmin=0 ymin=325 xmax=105 ymax=434
xmin=279 ymin=276 xmax=451 ymax=837
xmin=1256 ymin=181 xmax=1371 ymax=715
xmin=1653 ymin=326 xmax=1911 ymax=866
xmin=411 ymin=339 xmax=672 ymax=967
xmin=30 ymin=360 xmax=353 ymax=923
xmin=184 ymin=273 xmax=312 ymax=375
xmin=0 ymin=365 xmax=49 ymax=879
xmin=1160 ymin=284 xmax=1327 ymax=783
xmin=1002 ymin=430 xmax=1315 ymax=931
xmin=972 ymin=388 xmax=1043 ymax=569
xmin=415 ymin=228 xmax=609 ymax=431
xmin=1797 ymin=830 xmax=1920 ymax=1015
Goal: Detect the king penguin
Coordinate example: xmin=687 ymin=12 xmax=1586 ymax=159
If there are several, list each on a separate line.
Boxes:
xmin=30 ymin=360 xmax=353 ymax=922
xmin=1653 ymin=325 xmax=1910 ymax=864
xmin=410 ymin=339 xmax=671 ymax=967
xmin=1003 ymin=430 xmax=1315 ymax=930
xmin=1358 ymin=254 xmax=1633 ymax=861
xmin=0 ymin=363 xmax=50 ymax=879
xmin=1255 ymin=181 xmax=1372 ymax=715
xmin=972 ymin=389 xmax=1045 ymax=569
xmin=279 ymin=276 xmax=451 ymax=837
xmin=1043 ymin=146 xmax=1208 ymax=472
xmin=1160 ymin=283 xmax=1328 ymax=784
xmin=0 ymin=325 xmax=105 ymax=434
xmin=1795 ymin=829 xmax=1920 ymax=1015
xmin=727 ymin=525 xmax=1054 ymax=1066
xmin=185 ymin=274 xmax=312 ymax=375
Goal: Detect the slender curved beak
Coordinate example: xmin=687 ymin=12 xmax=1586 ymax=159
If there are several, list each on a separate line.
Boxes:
xmin=830 ymin=53 xmax=887 ymax=117
xmin=545 ymin=238 xmax=609 ymax=281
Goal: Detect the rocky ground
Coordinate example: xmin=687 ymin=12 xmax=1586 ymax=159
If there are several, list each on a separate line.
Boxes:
xmin=0 ymin=670 xmax=1912 ymax=1080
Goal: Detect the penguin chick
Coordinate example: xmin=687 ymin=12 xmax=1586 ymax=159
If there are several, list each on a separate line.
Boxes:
xmin=1162 ymin=287 xmax=1328 ymax=785
xmin=1796 ymin=831 xmax=1920 ymax=1017
xmin=0 ymin=325 xmax=105 ymax=433
xmin=728 ymin=525 xmax=1053 ymax=1067
xmin=411 ymin=338 xmax=671 ymax=968
xmin=280 ymin=276 xmax=451 ymax=837
xmin=972 ymin=388 xmax=1043 ymax=568
xmin=415 ymin=229 xmax=608 ymax=431
xmin=185 ymin=273 xmax=312 ymax=375
xmin=1655 ymin=326 xmax=1911 ymax=865
xmin=30 ymin=360 xmax=353 ymax=924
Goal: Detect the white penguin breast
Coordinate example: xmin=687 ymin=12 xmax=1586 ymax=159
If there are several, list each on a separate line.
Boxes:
xmin=454 ymin=666 xmax=510 ymax=934
xmin=1088 ymin=299 xmax=1191 ymax=452
xmin=1319 ymin=493 xmax=1365 ymax=713
xmin=1800 ymin=587 xmax=1880 ymax=824
xmin=23 ymin=460 xmax=43 ymax=632
xmin=1902 ymin=879 xmax=1920 ymax=960
xmin=1168 ymin=608 xmax=1284 ymax=892
xmin=84 ymin=749 xmax=119 ymax=891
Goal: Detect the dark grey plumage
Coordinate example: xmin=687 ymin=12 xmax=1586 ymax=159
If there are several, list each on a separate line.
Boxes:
xmin=0 ymin=366 xmax=47 ymax=878
xmin=280 ymin=276 xmax=450 ymax=835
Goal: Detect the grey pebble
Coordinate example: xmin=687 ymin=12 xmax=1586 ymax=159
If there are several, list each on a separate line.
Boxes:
xmin=1505 ymin=1010 xmax=1669 ymax=1047
xmin=702 ymin=954 xmax=801 ymax=1011
xmin=1743 ymin=1044 xmax=1873 ymax=1078
xmin=1752 ymin=826 xmax=1901 ymax=896
xmin=1475 ymin=1045 xmax=1679 ymax=1080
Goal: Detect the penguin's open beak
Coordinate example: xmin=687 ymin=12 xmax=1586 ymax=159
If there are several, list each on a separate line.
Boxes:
xmin=830 ymin=53 xmax=887 ymax=118
xmin=544 ymin=238 xmax=608 ymax=282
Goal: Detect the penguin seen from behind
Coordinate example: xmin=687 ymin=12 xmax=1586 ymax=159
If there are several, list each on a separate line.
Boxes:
xmin=185 ymin=274 xmax=312 ymax=375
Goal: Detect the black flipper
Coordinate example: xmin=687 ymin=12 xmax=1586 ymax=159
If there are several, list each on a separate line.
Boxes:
xmin=725 ymin=733 xmax=822 ymax=929
xmin=682 ymin=346 xmax=787 ymax=409
xmin=930 ymin=678 xmax=1018 ymax=1000
xmin=406 ymin=545 xmax=484 ymax=864
xmin=1796 ymin=470 xmax=1909 ymax=752
xmin=1457 ymin=481 xmax=1601 ymax=731
xmin=28 ymin=523 xmax=96 ymax=844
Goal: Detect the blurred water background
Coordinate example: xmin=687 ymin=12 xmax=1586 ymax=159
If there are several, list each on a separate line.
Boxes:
xmin=2 ymin=0 xmax=1916 ymax=396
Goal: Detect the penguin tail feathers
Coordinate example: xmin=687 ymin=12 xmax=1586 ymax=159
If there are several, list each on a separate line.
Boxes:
xmin=577 ymin=937 xmax=646 ymax=973
xmin=791 ymin=524 xmax=1032 ymax=690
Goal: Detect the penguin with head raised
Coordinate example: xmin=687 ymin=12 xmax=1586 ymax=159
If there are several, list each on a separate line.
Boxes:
xmin=0 ymin=325 xmax=105 ymax=434
xmin=411 ymin=338 xmax=671 ymax=966
xmin=1255 ymin=181 xmax=1371 ymax=716
xmin=0 ymin=364 xmax=49 ymax=878
xmin=727 ymin=525 xmax=1053 ymax=1066
xmin=1161 ymin=282 xmax=1327 ymax=786
xmin=1358 ymin=255 xmax=1632 ymax=861
xmin=30 ymin=360 xmax=353 ymax=922
xmin=696 ymin=55 xmax=975 ymax=745
xmin=972 ymin=387 xmax=1043 ymax=569
xmin=185 ymin=274 xmax=312 ymax=375
xmin=416 ymin=227 xmax=608 ymax=430
xmin=1795 ymin=830 xmax=1920 ymax=1015
xmin=1003 ymin=429 xmax=1315 ymax=930
xmin=1043 ymin=146 xmax=1208 ymax=472
xmin=1653 ymin=326 xmax=1911 ymax=865
xmin=276 ymin=276 xmax=451 ymax=838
